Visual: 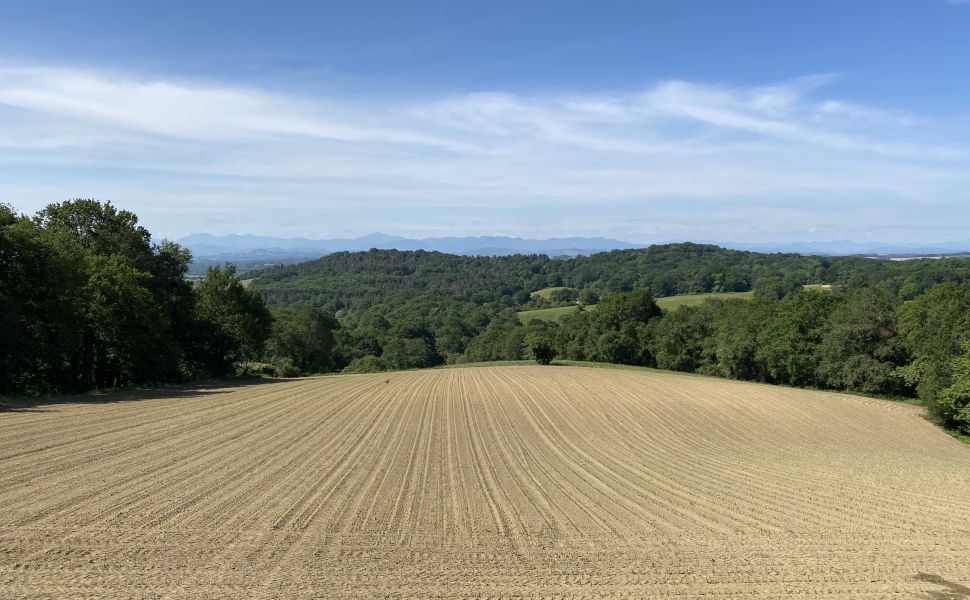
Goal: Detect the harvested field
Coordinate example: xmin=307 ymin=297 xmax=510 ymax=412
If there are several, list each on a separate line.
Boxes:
xmin=1 ymin=365 xmax=969 ymax=598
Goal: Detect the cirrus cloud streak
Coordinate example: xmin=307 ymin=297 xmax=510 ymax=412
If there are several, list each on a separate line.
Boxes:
xmin=0 ymin=63 xmax=967 ymax=242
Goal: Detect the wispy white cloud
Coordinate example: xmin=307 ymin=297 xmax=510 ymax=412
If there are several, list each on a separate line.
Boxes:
xmin=0 ymin=62 xmax=967 ymax=242
xmin=815 ymin=100 xmax=918 ymax=127
xmin=0 ymin=65 xmax=464 ymax=149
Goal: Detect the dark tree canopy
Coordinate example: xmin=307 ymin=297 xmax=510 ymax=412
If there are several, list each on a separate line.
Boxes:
xmin=1 ymin=200 xmax=271 ymax=393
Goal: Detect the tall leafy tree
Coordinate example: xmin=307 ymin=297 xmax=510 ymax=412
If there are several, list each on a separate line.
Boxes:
xmin=1 ymin=200 xmax=228 ymax=392
xmin=938 ymin=341 xmax=970 ymax=435
xmin=897 ymin=281 xmax=970 ymax=416
xmin=35 ymin=199 xmax=154 ymax=270
xmin=194 ymin=264 xmax=273 ymax=374
xmin=707 ymin=299 xmax=770 ymax=381
xmin=34 ymin=200 xmax=191 ymax=388
xmin=381 ymin=318 xmax=442 ymax=369
xmin=0 ymin=206 xmax=87 ymax=392
xmin=651 ymin=304 xmax=716 ymax=373
xmin=83 ymin=255 xmax=175 ymax=387
xmin=816 ymin=287 xmax=905 ymax=394
xmin=589 ymin=290 xmax=662 ymax=365
xmin=267 ymin=305 xmax=338 ymax=373
xmin=755 ymin=291 xmax=845 ymax=387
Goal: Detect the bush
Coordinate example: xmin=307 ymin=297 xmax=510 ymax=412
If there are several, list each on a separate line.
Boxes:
xmin=242 ymin=361 xmax=277 ymax=377
xmin=343 ymin=355 xmax=392 ymax=374
xmin=266 ymin=305 xmax=337 ymax=374
xmin=272 ymin=357 xmax=302 ymax=378
xmin=527 ymin=334 xmax=556 ymax=365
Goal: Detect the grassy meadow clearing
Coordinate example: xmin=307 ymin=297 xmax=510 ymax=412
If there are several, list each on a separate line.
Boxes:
xmin=517 ymin=290 xmax=755 ymax=323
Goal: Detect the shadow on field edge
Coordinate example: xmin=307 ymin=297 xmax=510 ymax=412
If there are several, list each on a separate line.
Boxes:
xmin=0 ymin=378 xmax=283 ymax=413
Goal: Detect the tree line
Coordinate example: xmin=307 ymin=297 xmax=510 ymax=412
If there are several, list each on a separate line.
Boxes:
xmin=251 ymin=243 xmax=970 ymax=309
xmin=247 ymin=234 xmax=970 ymax=436
xmin=4 ymin=200 xmax=970 ymax=437
xmin=560 ymin=287 xmax=970 ymax=434
xmin=0 ymin=200 xmax=278 ymax=394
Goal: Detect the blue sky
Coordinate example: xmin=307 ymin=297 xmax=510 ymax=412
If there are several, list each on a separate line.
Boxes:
xmin=1 ymin=0 xmax=968 ymax=243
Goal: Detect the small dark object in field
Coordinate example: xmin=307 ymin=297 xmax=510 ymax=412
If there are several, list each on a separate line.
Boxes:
xmin=385 ymin=379 xmax=390 ymax=384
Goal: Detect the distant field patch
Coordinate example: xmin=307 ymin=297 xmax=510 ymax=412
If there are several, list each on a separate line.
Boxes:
xmin=517 ymin=291 xmax=757 ymax=322
xmin=516 ymin=286 xmax=756 ymax=325
xmin=655 ymin=291 xmax=754 ymax=310
xmin=517 ymin=303 xmax=595 ymax=323
xmin=530 ymin=286 xmax=573 ymax=299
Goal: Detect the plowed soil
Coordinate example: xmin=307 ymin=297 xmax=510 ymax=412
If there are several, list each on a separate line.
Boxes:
xmin=2 ymin=365 xmax=969 ymax=598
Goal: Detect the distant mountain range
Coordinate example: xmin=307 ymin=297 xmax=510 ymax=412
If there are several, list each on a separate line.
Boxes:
xmin=179 ymin=233 xmax=970 ymax=270
xmin=179 ymin=233 xmax=641 ymax=260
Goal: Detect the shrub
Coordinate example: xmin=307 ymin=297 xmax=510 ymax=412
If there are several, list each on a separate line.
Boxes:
xmin=272 ymin=357 xmax=302 ymax=378
xmin=344 ymin=355 xmax=392 ymax=374
xmin=528 ymin=336 xmax=556 ymax=365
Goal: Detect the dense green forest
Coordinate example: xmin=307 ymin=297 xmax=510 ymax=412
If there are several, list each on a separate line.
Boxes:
xmin=247 ymin=237 xmax=970 ymax=435
xmin=0 ymin=200 xmax=272 ymax=393
xmin=4 ymin=200 xmax=970 ymax=435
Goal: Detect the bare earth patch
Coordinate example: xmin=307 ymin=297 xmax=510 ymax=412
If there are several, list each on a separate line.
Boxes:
xmin=1 ymin=365 xmax=969 ymax=598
